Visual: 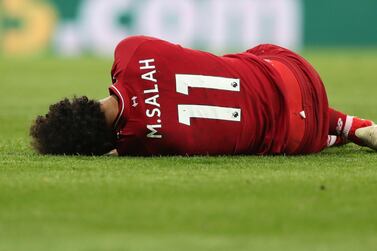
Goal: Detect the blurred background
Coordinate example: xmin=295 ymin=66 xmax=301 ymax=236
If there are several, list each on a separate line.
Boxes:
xmin=1 ymin=0 xmax=377 ymax=57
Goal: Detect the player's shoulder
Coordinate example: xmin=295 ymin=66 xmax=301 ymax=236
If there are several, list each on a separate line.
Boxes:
xmin=114 ymin=35 xmax=171 ymax=55
xmin=115 ymin=35 xmax=156 ymax=49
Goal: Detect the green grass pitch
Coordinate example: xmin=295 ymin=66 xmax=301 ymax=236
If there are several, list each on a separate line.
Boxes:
xmin=1 ymin=50 xmax=377 ymax=251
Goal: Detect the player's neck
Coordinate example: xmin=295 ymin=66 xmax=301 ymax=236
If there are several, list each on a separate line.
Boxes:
xmin=100 ymin=95 xmax=119 ymax=127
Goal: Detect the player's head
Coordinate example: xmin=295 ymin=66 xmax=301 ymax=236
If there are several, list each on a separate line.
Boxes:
xmin=30 ymin=96 xmax=116 ymax=156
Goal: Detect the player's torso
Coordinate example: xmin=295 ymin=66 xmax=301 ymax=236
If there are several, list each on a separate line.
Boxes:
xmin=110 ymin=37 xmax=287 ymax=155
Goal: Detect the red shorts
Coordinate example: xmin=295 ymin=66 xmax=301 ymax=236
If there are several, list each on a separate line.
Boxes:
xmin=266 ymin=59 xmax=305 ymax=153
xmin=248 ymin=45 xmax=329 ymax=154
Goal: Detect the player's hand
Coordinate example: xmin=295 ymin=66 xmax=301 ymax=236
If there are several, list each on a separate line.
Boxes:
xmin=104 ymin=149 xmax=118 ymax=156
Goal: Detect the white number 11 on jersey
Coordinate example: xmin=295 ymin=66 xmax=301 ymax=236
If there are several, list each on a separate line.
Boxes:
xmin=175 ymin=74 xmax=241 ymax=126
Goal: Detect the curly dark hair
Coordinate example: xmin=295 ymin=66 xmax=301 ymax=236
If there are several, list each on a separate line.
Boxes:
xmin=30 ymin=96 xmax=116 ymax=156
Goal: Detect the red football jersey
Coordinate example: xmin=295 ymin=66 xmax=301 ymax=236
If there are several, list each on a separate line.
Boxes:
xmin=109 ymin=36 xmax=289 ymax=156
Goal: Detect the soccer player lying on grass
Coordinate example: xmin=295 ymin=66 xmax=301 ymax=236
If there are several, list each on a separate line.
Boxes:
xmin=30 ymin=36 xmax=377 ymax=156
